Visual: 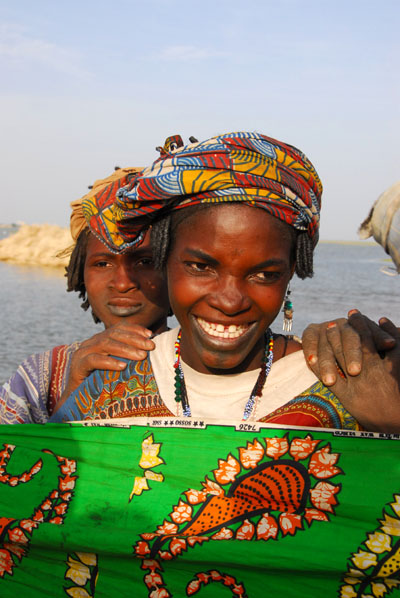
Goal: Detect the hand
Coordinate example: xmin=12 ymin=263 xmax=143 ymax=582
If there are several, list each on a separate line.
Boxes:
xmin=305 ymin=316 xmax=400 ymax=432
xmin=302 ymin=311 xmax=397 ymax=386
xmin=54 ymin=323 xmax=155 ymax=414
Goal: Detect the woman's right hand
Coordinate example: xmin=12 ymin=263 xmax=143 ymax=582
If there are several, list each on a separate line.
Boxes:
xmin=303 ymin=314 xmax=400 ymax=432
xmin=55 ymin=324 xmax=155 ymax=413
xmin=302 ymin=311 xmax=397 ymax=386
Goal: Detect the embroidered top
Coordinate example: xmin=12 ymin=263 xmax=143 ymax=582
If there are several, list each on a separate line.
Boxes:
xmin=0 ymin=343 xmax=80 ymax=424
xmin=50 ymin=329 xmax=360 ymax=430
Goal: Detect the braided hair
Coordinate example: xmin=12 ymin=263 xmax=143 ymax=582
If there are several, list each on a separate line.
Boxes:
xmin=65 ymin=229 xmax=101 ymax=323
xmin=150 ymin=204 xmax=314 ymax=279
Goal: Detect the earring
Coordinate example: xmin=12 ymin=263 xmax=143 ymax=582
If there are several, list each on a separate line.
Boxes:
xmin=282 ymin=285 xmax=293 ymax=332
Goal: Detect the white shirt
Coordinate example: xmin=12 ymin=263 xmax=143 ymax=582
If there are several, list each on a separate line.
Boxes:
xmin=150 ymin=328 xmax=317 ymax=421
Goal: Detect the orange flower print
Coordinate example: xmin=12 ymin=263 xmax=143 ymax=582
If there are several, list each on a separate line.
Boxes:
xmin=310 ymin=481 xmax=340 ymax=513
xmin=133 ymin=431 xmax=343 ymax=589
xmin=289 ymin=435 xmax=320 ymax=461
xmin=184 ymin=489 xmax=207 ymax=504
xmin=239 ymin=440 xmax=264 ymax=469
xmin=279 ymin=513 xmax=303 ymax=536
xmin=256 ymin=513 xmax=279 ymax=540
xmin=213 ymin=454 xmax=241 ymax=484
xmin=212 ymin=527 xmax=234 ymax=540
xmin=308 ymin=445 xmax=342 ymax=478
xmin=236 ymin=519 xmax=255 ymax=540
xmin=265 ymin=436 xmax=289 ymax=459
xmin=170 ymin=500 xmax=192 ymax=524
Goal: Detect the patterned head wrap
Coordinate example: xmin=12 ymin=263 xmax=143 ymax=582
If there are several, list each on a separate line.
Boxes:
xmin=106 ymin=132 xmax=322 ymax=252
xmin=70 ymin=167 xmax=143 ymax=249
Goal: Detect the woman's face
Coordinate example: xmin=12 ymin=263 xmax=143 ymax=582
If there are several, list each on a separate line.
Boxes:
xmin=167 ymin=204 xmax=295 ymax=374
xmin=84 ymin=232 xmax=169 ymax=333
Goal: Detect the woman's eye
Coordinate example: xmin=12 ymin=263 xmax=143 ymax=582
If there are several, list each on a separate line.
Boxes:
xmin=94 ymin=260 xmax=111 ymax=268
xmin=185 ymin=261 xmax=211 ymax=273
xmin=136 ymin=257 xmax=154 ymax=267
xmin=252 ymin=271 xmax=281 ymax=283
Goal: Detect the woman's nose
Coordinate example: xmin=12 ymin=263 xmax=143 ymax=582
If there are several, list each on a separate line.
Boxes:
xmin=111 ymin=264 xmax=139 ymax=292
xmin=208 ymin=276 xmax=250 ymax=315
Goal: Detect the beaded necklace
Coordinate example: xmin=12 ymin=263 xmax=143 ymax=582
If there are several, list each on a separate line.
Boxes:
xmin=173 ymin=329 xmax=274 ymax=420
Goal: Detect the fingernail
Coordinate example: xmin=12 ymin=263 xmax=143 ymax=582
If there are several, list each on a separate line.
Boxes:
xmin=348 ymin=365 xmax=360 ymax=376
xmin=308 ymin=354 xmax=317 ymax=365
xmin=144 ymin=329 xmax=153 ymax=338
xmin=348 ymin=309 xmax=359 ymax=316
xmin=324 ymin=374 xmax=335 ymax=385
xmin=117 ymin=362 xmax=127 ymax=369
xmin=327 ymin=322 xmax=337 ymax=329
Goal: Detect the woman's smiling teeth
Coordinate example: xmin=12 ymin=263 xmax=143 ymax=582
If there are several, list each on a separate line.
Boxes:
xmin=196 ymin=317 xmax=249 ymax=339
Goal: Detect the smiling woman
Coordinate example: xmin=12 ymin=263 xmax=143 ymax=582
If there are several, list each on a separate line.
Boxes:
xmin=166 ymin=204 xmax=294 ymax=374
xmin=50 ymin=131 xmax=362 ymax=430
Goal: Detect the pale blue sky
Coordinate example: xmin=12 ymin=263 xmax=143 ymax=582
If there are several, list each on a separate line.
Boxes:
xmin=1 ymin=0 xmax=399 ymax=239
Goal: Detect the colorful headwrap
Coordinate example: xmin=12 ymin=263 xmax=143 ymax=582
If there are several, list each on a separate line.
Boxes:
xmin=99 ymin=132 xmax=322 ymax=252
xmin=70 ymin=167 xmax=143 ymax=250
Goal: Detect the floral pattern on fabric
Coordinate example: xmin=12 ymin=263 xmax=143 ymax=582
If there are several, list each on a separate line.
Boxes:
xmin=260 ymin=380 xmax=361 ymax=430
xmin=134 ymin=433 xmax=342 ymax=596
xmin=339 ymin=493 xmax=400 ymax=597
xmin=51 ymin=356 xmax=173 ymax=422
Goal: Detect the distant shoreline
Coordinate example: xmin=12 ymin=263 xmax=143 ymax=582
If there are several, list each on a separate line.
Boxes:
xmin=0 ymin=222 xmax=377 ymax=247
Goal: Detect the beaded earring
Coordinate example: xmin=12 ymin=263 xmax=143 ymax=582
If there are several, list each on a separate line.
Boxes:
xmin=282 ymin=285 xmax=293 ymax=332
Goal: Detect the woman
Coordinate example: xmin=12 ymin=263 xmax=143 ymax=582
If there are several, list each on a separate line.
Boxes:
xmin=51 ymin=131 xmax=360 ymax=429
xmin=0 ymin=168 xmax=169 ymax=424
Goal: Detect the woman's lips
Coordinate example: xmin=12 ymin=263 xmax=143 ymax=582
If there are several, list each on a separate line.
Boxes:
xmin=196 ymin=316 xmax=250 ymax=339
xmin=107 ymin=299 xmax=143 ymax=317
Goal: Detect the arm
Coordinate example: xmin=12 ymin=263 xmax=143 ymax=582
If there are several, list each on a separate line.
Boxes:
xmin=303 ymin=314 xmax=400 ymax=432
xmin=0 ymin=352 xmax=51 ymax=424
xmin=55 ymin=323 xmax=155 ymax=414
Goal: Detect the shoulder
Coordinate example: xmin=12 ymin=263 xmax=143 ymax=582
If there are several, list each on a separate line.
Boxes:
xmin=273 ymin=334 xmax=302 ymax=361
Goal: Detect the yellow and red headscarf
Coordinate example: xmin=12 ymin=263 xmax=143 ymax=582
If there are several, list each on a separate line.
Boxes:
xmin=69 ymin=167 xmax=143 ymax=245
xmin=116 ymin=132 xmax=322 ymax=250
xmin=82 ymin=132 xmax=322 ymax=253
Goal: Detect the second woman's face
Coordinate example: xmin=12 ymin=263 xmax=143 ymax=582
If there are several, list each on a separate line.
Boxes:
xmin=167 ymin=204 xmax=295 ymax=374
xmin=84 ymin=232 xmax=169 ymax=333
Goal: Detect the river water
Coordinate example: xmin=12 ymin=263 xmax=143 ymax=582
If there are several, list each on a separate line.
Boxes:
xmin=1 ymin=241 xmax=399 ymax=384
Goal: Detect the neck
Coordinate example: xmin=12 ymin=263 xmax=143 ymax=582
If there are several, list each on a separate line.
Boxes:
xmin=180 ymin=334 xmax=267 ymax=375
xmin=150 ymin=318 xmax=169 ymax=335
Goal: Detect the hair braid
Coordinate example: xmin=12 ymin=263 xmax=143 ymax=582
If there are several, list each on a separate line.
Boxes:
xmin=295 ymin=232 xmax=314 ymax=279
xmin=150 ymin=215 xmax=172 ymax=270
xmin=65 ymin=229 xmax=101 ymax=323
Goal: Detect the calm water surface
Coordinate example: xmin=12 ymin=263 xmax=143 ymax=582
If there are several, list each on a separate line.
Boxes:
xmin=1 ymin=242 xmax=399 ymax=384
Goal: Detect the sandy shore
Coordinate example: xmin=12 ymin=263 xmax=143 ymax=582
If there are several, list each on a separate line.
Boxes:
xmin=0 ymin=224 xmax=73 ymax=267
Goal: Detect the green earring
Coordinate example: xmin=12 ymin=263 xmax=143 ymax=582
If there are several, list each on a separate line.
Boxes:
xmin=282 ymin=285 xmax=293 ymax=332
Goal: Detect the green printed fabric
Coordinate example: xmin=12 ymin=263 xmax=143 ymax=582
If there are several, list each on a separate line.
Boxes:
xmin=0 ymin=420 xmax=399 ymax=597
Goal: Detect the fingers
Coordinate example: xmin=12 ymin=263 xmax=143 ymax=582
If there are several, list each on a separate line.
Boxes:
xmin=378 ymin=317 xmax=400 ymax=344
xmin=348 ymin=310 xmax=396 ymax=353
xmin=80 ymin=335 xmax=154 ymax=362
xmin=302 ymin=323 xmax=321 ymax=368
xmin=302 ymin=322 xmax=341 ymax=386
xmin=77 ymin=353 xmax=130 ymax=375
xmin=79 ymin=326 xmax=156 ymax=356
xmin=318 ymin=321 xmax=348 ymax=385
xmin=69 ymin=326 xmax=156 ymax=388
xmin=326 ymin=320 xmax=362 ymax=377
